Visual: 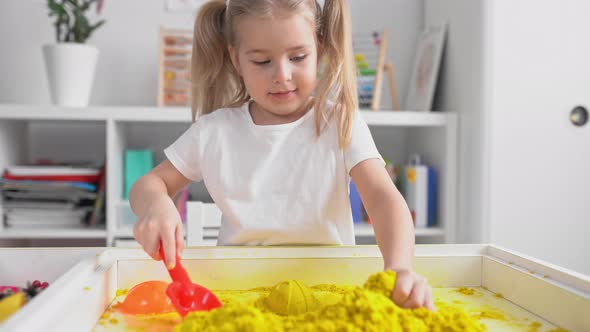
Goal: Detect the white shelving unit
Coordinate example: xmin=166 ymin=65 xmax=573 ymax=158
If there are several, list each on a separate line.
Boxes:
xmin=0 ymin=228 xmax=107 ymax=239
xmin=0 ymin=105 xmax=457 ymax=246
xmin=354 ymin=223 xmax=445 ymax=237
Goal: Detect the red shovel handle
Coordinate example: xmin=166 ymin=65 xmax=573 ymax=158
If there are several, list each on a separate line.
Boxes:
xmin=157 ymin=241 xmax=223 ymax=315
xmin=158 ymin=241 xmax=191 ymax=285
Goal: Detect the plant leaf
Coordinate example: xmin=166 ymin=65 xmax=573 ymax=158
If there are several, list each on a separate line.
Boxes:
xmin=80 ymin=0 xmax=93 ymax=11
xmin=91 ymin=20 xmax=106 ymax=31
xmin=48 ymin=0 xmax=67 ymax=16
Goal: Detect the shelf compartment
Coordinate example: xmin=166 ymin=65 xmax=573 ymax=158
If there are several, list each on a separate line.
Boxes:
xmin=0 ymin=228 xmax=107 ymax=239
xmin=354 ymin=223 xmax=445 ymax=237
xmin=0 ymin=105 xmax=455 ymax=126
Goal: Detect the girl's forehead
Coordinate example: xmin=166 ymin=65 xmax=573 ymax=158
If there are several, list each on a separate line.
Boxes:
xmin=234 ymin=13 xmax=317 ymax=53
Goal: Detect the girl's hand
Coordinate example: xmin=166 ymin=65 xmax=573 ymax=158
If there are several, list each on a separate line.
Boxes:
xmin=133 ymin=193 xmax=184 ymax=268
xmin=390 ymin=269 xmax=436 ymax=311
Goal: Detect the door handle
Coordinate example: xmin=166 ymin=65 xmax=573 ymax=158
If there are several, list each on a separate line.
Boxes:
xmin=570 ymin=106 xmax=588 ymax=127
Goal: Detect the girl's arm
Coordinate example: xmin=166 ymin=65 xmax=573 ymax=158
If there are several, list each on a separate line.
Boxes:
xmin=350 ymin=158 xmax=435 ymax=310
xmin=129 ymin=160 xmax=191 ymax=267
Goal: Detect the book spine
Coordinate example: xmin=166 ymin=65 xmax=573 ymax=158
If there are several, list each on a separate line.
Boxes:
xmin=427 ymin=167 xmax=437 ymax=227
xmin=349 ymin=180 xmax=362 ymax=223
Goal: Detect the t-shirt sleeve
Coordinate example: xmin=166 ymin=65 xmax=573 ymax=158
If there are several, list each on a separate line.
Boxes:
xmin=343 ymin=112 xmax=385 ymax=175
xmin=163 ymin=121 xmax=203 ymax=181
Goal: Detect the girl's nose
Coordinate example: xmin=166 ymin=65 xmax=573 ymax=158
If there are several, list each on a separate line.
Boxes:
xmin=272 ymin=59 xmax=292 ymax=84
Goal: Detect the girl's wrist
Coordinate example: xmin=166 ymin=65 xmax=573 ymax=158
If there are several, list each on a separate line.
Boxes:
xmin=384 ymin=263 xmax=412 ymax=273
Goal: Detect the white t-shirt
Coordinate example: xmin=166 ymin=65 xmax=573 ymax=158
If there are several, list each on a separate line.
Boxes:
xmin=164 ymin=100 xmax=383 ymax=246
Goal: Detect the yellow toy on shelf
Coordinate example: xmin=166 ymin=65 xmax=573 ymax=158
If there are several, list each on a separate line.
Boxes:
xmin=0 ymin=292 xmax=26 ymax=323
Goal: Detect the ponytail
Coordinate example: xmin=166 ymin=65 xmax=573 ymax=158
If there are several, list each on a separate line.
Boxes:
xmin=191 ymin=0 xmax=248 ymax=122
xmin=315 ymin=0 xmax=357 ymax=149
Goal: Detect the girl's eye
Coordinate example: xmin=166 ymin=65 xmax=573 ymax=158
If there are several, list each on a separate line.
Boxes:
xmin=253 ymin=60 xmax=270 ymax=65
xmin=291 ymin=54 xmax=307 ymax=62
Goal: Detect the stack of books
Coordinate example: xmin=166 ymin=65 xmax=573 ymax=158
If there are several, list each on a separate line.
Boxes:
xmin=349 ymin=156 xmax=437 ymax=229
xmin=0 ymin=164 xmax=105 ymax=229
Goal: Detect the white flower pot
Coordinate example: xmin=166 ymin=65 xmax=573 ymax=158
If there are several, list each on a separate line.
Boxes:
xmin=43 ymin=43 xmax=99 ymax=107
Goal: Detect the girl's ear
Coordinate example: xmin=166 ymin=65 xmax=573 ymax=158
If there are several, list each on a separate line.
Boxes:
xmin=228 ymin=46 xmax=241 ymax=75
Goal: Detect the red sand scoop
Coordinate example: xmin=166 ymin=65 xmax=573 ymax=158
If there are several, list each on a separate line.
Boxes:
xmin=158 ymin=243 xmax=222 ymax=317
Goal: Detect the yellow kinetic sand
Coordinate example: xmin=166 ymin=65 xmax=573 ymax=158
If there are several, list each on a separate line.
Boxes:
xmin=174 ymin=271 xmax=485 ymax=332
xmin=94 ymin=271 xmax=570 ymax=332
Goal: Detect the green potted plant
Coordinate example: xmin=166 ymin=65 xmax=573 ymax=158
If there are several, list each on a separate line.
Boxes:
xmin=43 ymin=0 xmax=106 ymax=107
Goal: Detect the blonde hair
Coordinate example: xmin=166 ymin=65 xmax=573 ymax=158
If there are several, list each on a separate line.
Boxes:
xmin=192 ymin=0 xmax=357 ymax=148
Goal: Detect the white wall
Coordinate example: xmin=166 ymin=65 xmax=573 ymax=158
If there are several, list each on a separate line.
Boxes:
xmin=424 ymin=0 xmax=488 ymax=243
xmin=0 ymin=1 xmax=194 ymax=106
xmin=0 ymin=0 xmax=423 ymax=109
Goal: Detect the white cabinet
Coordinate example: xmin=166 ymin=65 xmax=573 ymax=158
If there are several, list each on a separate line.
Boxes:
xmin=426 ymin=0 xmax=590 ymax=274
xmin=485 ymin=0 xmax=590 ymax=275
xmin=0 ymin=105 xmax=457 ymax=246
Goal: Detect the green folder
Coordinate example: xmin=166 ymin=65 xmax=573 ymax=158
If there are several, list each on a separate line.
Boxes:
xmin=124 ymin=149 xmax=154 ymax=199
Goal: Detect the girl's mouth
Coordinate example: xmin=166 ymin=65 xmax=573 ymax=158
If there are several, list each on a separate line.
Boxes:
xmin=270 ymin=89 xmax=297 ymax=100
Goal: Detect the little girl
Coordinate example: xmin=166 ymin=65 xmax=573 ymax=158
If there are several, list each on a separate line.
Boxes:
xmin=130 ymin=0 xmax=435 ymax=311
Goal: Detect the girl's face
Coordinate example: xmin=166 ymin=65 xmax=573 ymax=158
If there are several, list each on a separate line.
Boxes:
xmin=229 ymin=12 xmax=318 ymax=121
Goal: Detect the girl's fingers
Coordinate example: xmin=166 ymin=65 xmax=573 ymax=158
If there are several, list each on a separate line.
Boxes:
xmin=176 ymin=224 xmax=185 ymax=256
xmin=134 ymin=220 xmax=161 ymax=260
xmin=146 ymin=234 xmax=162 ymax=261
xmin=403 ymin=277 xmax=426 ymax=309
xmin=424 ymin=286 xmax=436 ymax=311
xmin=161 ymin=230 xmax=177 ymax=269
xmin=391 ymin=271 xmax=412 ymax=305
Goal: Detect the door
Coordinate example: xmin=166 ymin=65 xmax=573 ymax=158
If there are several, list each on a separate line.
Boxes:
xmin=487 ymin=0 xmax=590 ymax=274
